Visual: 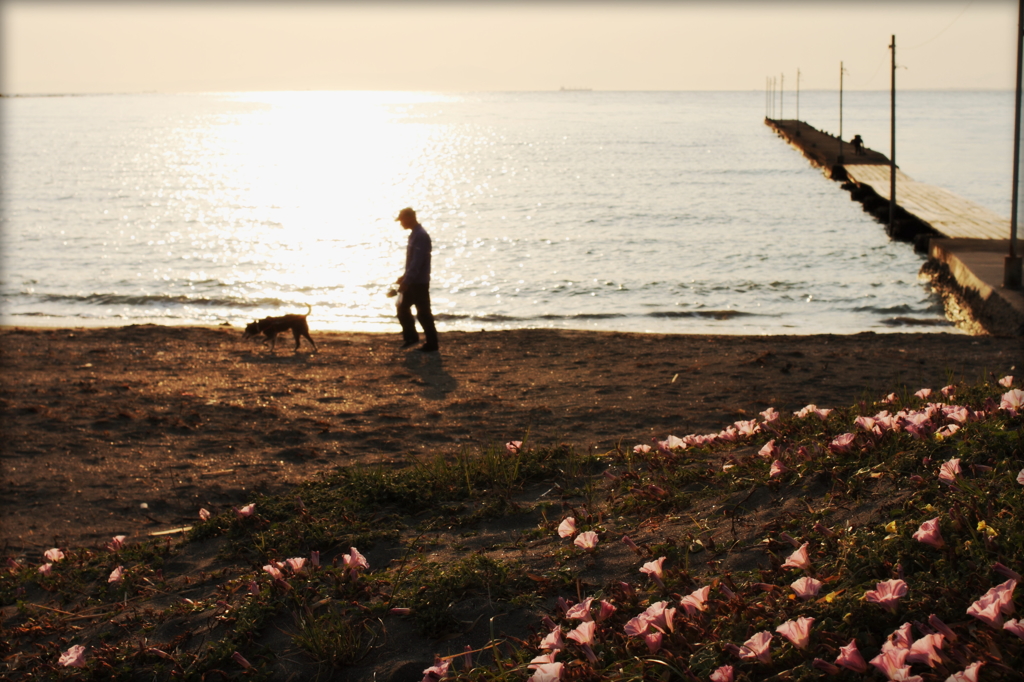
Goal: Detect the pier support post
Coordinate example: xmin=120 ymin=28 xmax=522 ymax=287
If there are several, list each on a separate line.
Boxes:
xmin=1007 ymin=0 xmax=1023 ymax=289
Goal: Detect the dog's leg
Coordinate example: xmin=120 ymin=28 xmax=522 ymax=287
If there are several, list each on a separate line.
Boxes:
xmin=303 ymin=332 xmax=318 ymax=352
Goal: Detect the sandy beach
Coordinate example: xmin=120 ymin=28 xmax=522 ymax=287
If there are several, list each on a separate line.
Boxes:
xmin=1 ymin=324 xmax=1020 ymax=555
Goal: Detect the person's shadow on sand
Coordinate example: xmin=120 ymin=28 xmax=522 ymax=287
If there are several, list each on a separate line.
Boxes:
xmin=403 ymin=351 xmax=457 ymax=400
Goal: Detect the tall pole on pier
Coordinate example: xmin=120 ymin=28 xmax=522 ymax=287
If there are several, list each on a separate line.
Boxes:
xmin=837 ymin=62 xmax=845 ymax=164
xmin=1007 ymin=0 xmax=1023 ymax=288
xmin=780 ymin=73 xmax=784 ymax=119
xmin=889 ymin=36 xmax=897 ymax=235
xmin=796 ymin=68 xmax=801 ymax=136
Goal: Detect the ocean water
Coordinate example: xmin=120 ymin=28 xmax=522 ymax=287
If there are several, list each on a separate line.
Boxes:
xmin=0 ymin=90 xmax=1016 ymax=334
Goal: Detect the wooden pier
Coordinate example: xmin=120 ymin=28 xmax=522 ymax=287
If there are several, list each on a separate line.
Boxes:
xmin=765 ymin=118 xmax=1011 ymax=241
xmin=766 ymin=118 xmax=1023 ymax=336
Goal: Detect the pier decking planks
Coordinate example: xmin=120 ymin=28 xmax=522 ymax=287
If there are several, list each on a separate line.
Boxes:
xmin=766 ymin=118 xmax=1012 ymax=241
xmin=843 ymin=165 xmax=1010 ymax=240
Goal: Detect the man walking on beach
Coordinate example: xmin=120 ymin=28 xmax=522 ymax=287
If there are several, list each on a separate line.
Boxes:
xmin=394 ymin=207 xmax=439 ymax=353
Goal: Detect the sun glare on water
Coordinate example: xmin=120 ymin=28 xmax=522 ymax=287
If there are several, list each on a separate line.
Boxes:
xmin=199 ymin=91 xmax=459 ymax=329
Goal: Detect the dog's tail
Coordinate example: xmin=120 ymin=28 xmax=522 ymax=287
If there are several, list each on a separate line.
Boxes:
xmin=304 ymin=303 xmax=312 ymax=317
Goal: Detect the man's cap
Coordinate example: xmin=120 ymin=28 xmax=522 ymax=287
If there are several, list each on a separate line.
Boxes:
xmin=395 ymin=207 xmax=416 ymax=222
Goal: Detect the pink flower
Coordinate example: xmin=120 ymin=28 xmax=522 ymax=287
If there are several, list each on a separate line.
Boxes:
xmin=734 ymin=419 xmax=760 ymax=437
xmin=680 ymin=585 xmax=710 ymax=615
xmin=834 ymin=639 xmax=868 ymax=673
xmin=310 ymin=550 xmax=320 ymax=567
xmin=567 ymin=621 xmax=598 ymax=663
xmin=882 ymin=392 xmax=898 ymax=404
xmin=907 ymin=633 xmax=944 ymax=667
xmin=935 ymin=424 xmax=961 ymax=439
xmin=776 ymin=616 xmax=814 ymax=650
xmin=528 ymin=661 xmax=563 ymax=682
xmin=389 ymin=607 xmax=412 ymax=616
xmin=1001 ymin=388 xmax=1024 ymax=416
xmin=644 ymin=631 xmax=663 ymax=653
xmin=709 ymin=665 xmax=735 ymax=682
xmin=999 ymin=375 xmax=1014 ymax=387
xmin=633 ymin=444 xmax=651 ymax=454
xmin=865 ymin=579 xmax=908 ymax=612
xmin=234 ymin=503 xmax=255 ymax=518
xmin=912 ymin=517 xmax=945 ymax=549
xmin=44 ymin=548 xmax=64 ymax=562
xmin=647 ymin=600 xmax=675 ymax=633
xmin=640 ymin=557 xmax=666 ymax=589
xmin=769 ymin=459 xmax=788 ymax=478
xmin=343 ymin=547 xmax=369 ymax=571
xmin=870 ymin=647 xmax=911 ymax=680
xmin=565 ymin=597 xmax=594 ymax=621
xmin=557 ymin=517 xmax=576 ymax=538
xmin=828 ymin=433 xmax=856 ymax=454
xmin=758 ymin=439 xmax=778 ymax=459
xmin=717 ymin=426 xmax=739 ymax=442
xmin=854 ymin=415 xmax=877 ymax=431
xmin=108 ymin=565 xmax=124 ymax=583
xmin=622 ymin=535 xmax=641 ymax=553
xmin=231 ymin=651 xmax=252 ymax=670
xmin=285 ymin=557 xmax=307 ymax=574
xmin=947 ymin=662 xmax=984 ymax=682
xmin=421 ymin=659 xmax=450 ymax=682
xmin=944 ymin=405 xmax=969 ymax=424
xmin=199 ymin=508 xmax=211 ymax=521
xmin=539 ymin=627 xmax=564 ymax=651
xmin=793 ymin=403 xmax=814 ymax=418
xmin=791 ymin=576 xmax=823 ymax=600
xmin=941 ymin=384 xmax=957 ymax=397
xmin=967 ymin=579 xmax=1017 ymax=628
xmin=263 ymin=563 xmax=284 ymax=580
xmin=38 ymin=563 xmax=53 ymax=576
xmin=915 ymin=388 xmax=932 ymax=399
xmin=737 ymin=631 xmax=772 ymax=664
xmin=781 ymin=543 xmax=812 ymax=571
xmin=59 ymin=644 xmax=87 ymax=668
xmin=813 ymin=407 xmax=832 ymax=420
xmin=506 ymin=440 xmax=522 ymax=454
xmin=107 ymin=535 xmax=127 ymax=551
xmin=624 ymin=601 xmax=674 ymax=637
xmin=574 ymin=531 xmax=598 ymax=551
xmin=938 ymin=458 xmax=961 ymax=483
xmin=1018 ymin=469 xmax=1024 ymax=485
xmin=884 ymin=622 xmax=914 ymax=651
xmin=760 ymin=407 xmax=779 ymax=423
xmin=1003 ymin=618 xmax=1024 ymax=640
xmin=661 ymin=435 xmax=687 ymax=451
xmin=597 ymin=600 xmax=617 ymax=622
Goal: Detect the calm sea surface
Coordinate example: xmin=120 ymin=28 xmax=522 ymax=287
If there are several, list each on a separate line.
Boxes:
xmin=0 ymin=90 xmax=1016 ymax=334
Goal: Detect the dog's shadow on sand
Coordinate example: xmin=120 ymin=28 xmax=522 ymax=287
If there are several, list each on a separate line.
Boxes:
xmin=403 ymin=351 xmax=457 ymax=400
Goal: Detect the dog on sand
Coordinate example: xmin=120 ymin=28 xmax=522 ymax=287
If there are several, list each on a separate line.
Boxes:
xmin=243 ymin=304 xmax=318 ymax=353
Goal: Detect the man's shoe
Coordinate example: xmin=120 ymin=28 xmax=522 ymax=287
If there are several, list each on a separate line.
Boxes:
xmin=418 ymin=344 xmax=439 ymax=353
xmin=400 ymin=340 xmax=418 ymax=349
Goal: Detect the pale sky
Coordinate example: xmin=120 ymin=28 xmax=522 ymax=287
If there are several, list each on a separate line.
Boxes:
xmin=1 ymin=1 xmax=1018 ymax=94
